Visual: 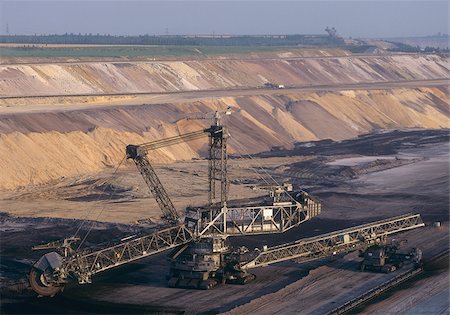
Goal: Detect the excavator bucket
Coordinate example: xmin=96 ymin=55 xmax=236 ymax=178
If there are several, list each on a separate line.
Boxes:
xmin=29 ymin=252 xmax=64 ymax=297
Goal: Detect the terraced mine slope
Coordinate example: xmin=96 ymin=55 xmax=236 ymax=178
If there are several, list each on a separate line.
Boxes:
xmin=0 ymin=86 xmax=448 ymax=190
xmin=0 ymin=99 xmax=448 ymax=190
xmin=0 ymin=50 xmax=448 ymax=314
xmin=1 ymin=54 xmax=448 ymax=97
xmin=0 ymin=52 xmax=448 ymax=190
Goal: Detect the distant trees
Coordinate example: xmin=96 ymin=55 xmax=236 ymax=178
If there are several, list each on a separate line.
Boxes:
xmin=0 ymin=34 xmax=345 ymax=47
xmin=387 ymin=41 xmax=449 ymax=53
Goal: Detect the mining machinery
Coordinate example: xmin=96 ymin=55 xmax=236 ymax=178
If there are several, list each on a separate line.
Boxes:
xmin=359 ymin=241 xmax=423 ymax=273
xmin=29 ymin=109 xmax=425 ymax=296
xmin=325 ymin=26 xmax=338 ymax=38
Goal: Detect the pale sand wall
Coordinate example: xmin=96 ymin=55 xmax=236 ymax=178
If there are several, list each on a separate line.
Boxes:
xmin=0 ymin=87 xmax=448 ymax=190
xmin=1 ymin=55 xmax=448 ymax=97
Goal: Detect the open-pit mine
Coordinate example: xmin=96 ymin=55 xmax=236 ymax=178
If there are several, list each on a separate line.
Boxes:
xmin=0 ymin=47 xmax=448 ymax=314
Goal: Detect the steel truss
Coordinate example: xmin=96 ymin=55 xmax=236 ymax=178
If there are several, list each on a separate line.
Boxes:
xmin=58 ymin=225 xmax=192 ymax=284
xmin=241 ymin=213 xmax=424 ymax=269
xmin=126 ymin=129 xmax=209 ymax=223
xmin=208 ymin=125 xmax=228 ymax=206
xmin=126 ymin=126 xmax=228 ymax=222
xmin=133 ymin=156 xmax=180 ymax=223
xmin=186 ymin=198 xmax=321 ymax=237
xmin=126 ymin=130 xmax=207 ymax=155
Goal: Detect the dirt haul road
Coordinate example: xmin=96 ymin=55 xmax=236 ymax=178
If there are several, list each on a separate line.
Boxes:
xmin=0 ymin=78 xmax=448 ymax=113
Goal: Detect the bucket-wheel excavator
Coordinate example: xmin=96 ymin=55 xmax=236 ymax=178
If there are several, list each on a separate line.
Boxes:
xmin=29 ymin=110 xmax=425 ymax=297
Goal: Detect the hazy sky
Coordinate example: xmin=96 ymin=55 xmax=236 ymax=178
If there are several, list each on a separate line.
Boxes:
xmin=0 ymin=1 xmax=448 ymax=38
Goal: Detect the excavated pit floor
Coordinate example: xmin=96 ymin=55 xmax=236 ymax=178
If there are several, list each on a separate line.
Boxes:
xmin=0 ymin=129 xmax=448 ymax=314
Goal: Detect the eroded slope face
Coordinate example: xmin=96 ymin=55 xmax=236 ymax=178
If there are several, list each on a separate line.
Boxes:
xmin=0 ymin=87 xmax=448 ymax=189
xmin=1 ymin=55 xmax=448 ymax=97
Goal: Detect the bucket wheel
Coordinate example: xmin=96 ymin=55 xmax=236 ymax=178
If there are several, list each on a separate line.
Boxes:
xmin=29 ymin=252 xmax=64 ymax=297
xmin=29 ymin=267 xmax=63 ymax=297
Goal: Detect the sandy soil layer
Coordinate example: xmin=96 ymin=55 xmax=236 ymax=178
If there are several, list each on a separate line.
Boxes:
xmin=1 ymin=129 xmax=447 ymax=224
xmin=0 ymin=86 xmax=448 ymax=190
xmin=0 ymin=79 xmax=446 ymax=111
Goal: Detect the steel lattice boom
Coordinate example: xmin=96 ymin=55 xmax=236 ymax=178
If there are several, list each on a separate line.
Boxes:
xmin=126 ymin=130 xmax=207 ymax=157
xmin=56 ymin=225 xmax=193 ymax=285
xmin=126 ymin=129 xmax=209 ymax=223
xmin=126 ymin=125 xmax=228 ymax=222
xmin=241 ymin=213 xmax=424 ymax=270
xmin=133 ymin=156 xmax=180 ymax=223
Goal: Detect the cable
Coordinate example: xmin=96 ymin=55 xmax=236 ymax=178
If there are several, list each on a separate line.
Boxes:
xmin=76 ymin=156 xmax=126 ymax=250
xmin=72 ymin=155 xmax=126 ymax=239
xmin=229 ymin=145 xmax=273 ymax=187
xmin=228 ymin=132 xmax=298 ymax=203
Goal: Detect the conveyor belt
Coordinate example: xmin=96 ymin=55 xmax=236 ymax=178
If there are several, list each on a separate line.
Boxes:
xmin=241 ymin=213 xmax=424 ymax=269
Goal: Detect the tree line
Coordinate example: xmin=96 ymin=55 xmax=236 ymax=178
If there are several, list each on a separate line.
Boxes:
xmin=0 ymin=34 xmax=344 ymax=46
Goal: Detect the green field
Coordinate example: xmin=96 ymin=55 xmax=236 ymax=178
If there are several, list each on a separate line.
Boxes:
xmin=0 ymin=45 xmax=301 ymax=58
